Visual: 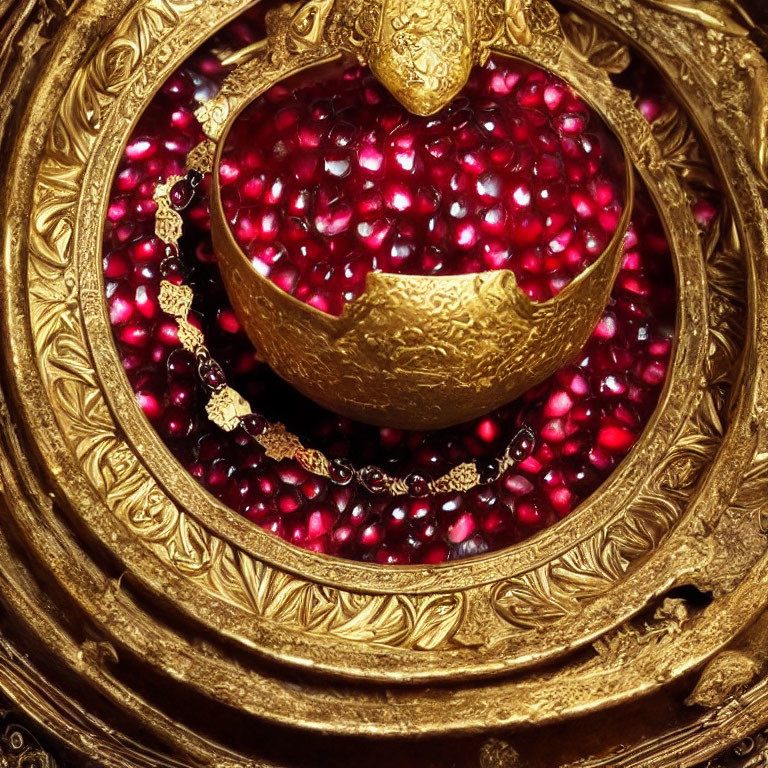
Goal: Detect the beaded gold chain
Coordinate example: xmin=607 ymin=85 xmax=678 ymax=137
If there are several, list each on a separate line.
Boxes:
xmin=152 ymin=148 xmax=535 ymax=497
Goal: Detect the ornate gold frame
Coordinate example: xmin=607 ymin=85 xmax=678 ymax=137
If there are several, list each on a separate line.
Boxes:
xmin=1 ymin=0 xmax=768 ymax=764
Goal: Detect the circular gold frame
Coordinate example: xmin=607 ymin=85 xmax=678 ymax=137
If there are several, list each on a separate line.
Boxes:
xmin=1 ymin=0 xmax=768 ymax=763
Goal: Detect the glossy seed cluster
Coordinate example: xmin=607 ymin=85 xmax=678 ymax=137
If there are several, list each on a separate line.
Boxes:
xmin=104 ymin=23 xmax=678 ymax=564
xmin=221 ymin=61 xmax=625 ymax=315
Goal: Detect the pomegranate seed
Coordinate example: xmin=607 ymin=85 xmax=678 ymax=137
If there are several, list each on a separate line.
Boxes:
xmin=448 ymin=513 xmax=476 ymax=543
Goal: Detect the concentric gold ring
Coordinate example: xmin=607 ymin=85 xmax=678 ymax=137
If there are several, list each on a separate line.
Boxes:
xmin=5 ymin=0 xmax=768 ymax=752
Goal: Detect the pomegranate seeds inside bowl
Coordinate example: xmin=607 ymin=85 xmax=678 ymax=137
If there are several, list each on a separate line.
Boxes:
xmin=220 ymin=58 xmax=626 ymax=316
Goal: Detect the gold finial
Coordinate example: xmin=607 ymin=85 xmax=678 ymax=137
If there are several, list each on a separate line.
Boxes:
xmin=366 ymin=0 xmax=477 ymax=116
xmin=231 ymin=0 xmax=532 ymax=117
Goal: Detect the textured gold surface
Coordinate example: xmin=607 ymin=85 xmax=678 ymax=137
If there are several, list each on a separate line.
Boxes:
xmin=205 ymin=0 xmax=634 ymax=429
xmin=54 ymin=0 xmax=717 ymax=690
xmin=0 ymin=0 xmax=767 ymax=765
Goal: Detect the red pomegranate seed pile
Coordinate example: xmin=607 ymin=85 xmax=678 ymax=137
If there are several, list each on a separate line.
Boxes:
xmin=220 ymin=61 xmax=625 ymax=315
xmin=104 ymin=20 xmax=680 ymax=564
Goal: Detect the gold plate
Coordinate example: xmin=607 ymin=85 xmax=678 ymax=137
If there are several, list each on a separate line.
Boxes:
xmin=0 ymin=0 xmax=767 ymax=765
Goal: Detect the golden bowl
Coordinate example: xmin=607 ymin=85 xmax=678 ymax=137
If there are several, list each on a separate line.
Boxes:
xmin=206 ymin=2 xmax=634 ymax=431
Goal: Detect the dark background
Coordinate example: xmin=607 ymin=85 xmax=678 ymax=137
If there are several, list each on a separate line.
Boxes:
xmin=743 ymin=0 xmax=768 ymax=26
xmin=746 ymin=0 xmax=768 ymax=24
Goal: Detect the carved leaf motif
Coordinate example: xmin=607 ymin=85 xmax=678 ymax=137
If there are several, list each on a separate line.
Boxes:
xmin=504 ymin=0 xmax=532 ymax=46
xmin=235 ymin=558 xmax=465 ymax=649
xmin=492 ymin=565 xmax=581 ymax=629
xmin=651 ymin=105 xmax=718 ymax=196
xmin=731 ymin=451 xmax=768 ymax=533
xmin=492 ymin=526 xmax=635 ymax=629
xmin=562 ymin=12 xmax=630 ymax=74
xmin=703 ymin=215 xmax=746 ymax=391
xmin=736 ymin=49 xmax=768 ymax=188
xmin=403 ymin=594 xmax=466 ymax=650
xmin=491 ymin=440 xmax=711 ymax=629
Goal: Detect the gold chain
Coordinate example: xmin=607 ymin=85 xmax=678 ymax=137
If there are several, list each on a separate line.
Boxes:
xmin=152 ymin=150 xmax=534 ymax=497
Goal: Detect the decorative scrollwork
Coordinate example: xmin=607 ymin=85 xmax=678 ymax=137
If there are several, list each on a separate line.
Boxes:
xmin=562 ymin=11 xmax=631 ymax=73
xmin=639 ymin=0 xmax=751 ymax=36
xmin=694 ymin=726 xmax=768 ymax=767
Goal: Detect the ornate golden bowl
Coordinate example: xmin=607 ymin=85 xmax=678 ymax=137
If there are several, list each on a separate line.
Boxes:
xmin=204 ymin=1 xmax=634 ymax=429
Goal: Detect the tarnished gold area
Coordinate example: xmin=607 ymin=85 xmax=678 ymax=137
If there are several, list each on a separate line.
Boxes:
xmin=2 ymin=0 xmax=768 ymax=765
xmin=206 ymin=0 xmax=633 ymax=429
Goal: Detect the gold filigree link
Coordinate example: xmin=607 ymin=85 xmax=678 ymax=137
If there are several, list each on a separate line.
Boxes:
xmin=185 ymin=139 xmax=216 ymax=174
xmin=152 ymin=141 xmax=535 ymax=495
xmin=206 ymin=387 xmax=252 ymax=431
xmin=260 ymin=423 xmax=304 ymax=461
xmin=153 ymin=175 xmax=185 ymax=242
xmin=294 ymin=446 xmax=331 ymax=474
xmin=157 ymin=281 xmax=193 ymax=318
xmin=429 ymin=463 xmax=482 ymax=495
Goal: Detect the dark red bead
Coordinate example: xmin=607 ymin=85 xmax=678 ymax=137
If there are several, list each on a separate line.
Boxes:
xmin=160 ymin=255 xmax=183 ymax=280
xmin=170 ymin=179 xmax=194 ymax=210
xmin=328 ymin=458 xmax=354 ymax=485
xmin=405 ymin=472 xmax=430 ymax=497
xmin=198 ymin=358 xmax=226 ymax=390
xmin=507 ymin=427 xmax=536 ymax=463
xmin=476 ymin=458 xmax=499 ymax=484
xmin=360 ymin=466 xmax=387 ymax=494
xmin=240 ymin=413 xmax=267 ymax=438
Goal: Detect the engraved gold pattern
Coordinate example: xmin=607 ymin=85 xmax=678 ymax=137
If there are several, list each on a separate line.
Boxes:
xmin=2 ymin=0 xmax=768 ymax=757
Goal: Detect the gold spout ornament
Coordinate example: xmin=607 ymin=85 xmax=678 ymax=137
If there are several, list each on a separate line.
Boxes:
xmin=200 ymin=0 xmax=634 ymax=429
xmin=225 ymin=0 xmax=535 ymax=116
